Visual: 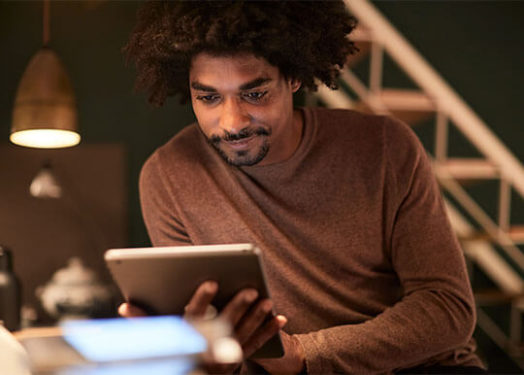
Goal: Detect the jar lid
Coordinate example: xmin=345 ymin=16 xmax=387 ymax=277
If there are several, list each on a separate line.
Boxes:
xmin=0 ymin=246 xmax=13 ymax=271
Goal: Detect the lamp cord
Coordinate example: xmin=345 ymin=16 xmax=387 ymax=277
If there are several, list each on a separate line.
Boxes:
xmin=43 ymin=0 xmax=50 ymax=46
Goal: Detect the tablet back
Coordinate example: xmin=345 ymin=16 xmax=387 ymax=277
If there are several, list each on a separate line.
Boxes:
xmin=105 ymin=244 xmax=270 ymax=316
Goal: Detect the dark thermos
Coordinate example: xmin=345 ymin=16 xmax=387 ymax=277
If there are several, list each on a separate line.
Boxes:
xmin=0 ymin=246 xmax=21 ymax=331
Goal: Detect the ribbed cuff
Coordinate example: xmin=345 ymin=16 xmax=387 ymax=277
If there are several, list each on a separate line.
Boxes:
xmin=294 ymin=333 xmax=324 ymax=374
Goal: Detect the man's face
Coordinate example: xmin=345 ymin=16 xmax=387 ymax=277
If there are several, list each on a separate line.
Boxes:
xmin=189 ymin=52 xmax=301 ymax=167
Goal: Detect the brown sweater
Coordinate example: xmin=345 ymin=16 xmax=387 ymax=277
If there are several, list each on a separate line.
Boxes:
xmin=139 ymin=107 xmax=483 ymax=374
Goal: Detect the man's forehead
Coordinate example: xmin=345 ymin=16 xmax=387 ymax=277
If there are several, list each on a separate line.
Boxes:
xmin=189 ymin=52 xmax=281 ymax=89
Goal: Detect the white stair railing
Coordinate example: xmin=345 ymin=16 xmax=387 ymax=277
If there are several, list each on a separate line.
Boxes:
xmin=309 ymin=0 xmax=524 ymax=366
xmin=343 ymin=0 xmax=524 ymax=197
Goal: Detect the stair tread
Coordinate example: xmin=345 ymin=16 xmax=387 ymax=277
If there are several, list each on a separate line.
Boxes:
xmin=474 ymin=289 xmax=524 ymax=305
xmin=353 ymin=89 xmax=435 ymax=125
xmin=434 ymin=158 xmax=499 ymax=179
xmin=377 ymin=89 xmax=435 ymax=112
xmin=509 ymin=225 xmax=524 ymax=241
xmin=459 ymin=225 xmax=524 ymax=244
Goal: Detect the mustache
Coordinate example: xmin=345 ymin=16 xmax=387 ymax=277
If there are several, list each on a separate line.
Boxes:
xmin=210 ymin=127 xmax=271 ymax=144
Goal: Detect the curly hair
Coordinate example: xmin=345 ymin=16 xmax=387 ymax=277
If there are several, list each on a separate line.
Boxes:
xmin=124 ymin=0 xmax=357 ymax=106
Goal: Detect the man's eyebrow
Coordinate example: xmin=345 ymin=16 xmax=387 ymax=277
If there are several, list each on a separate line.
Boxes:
xmin=190 ymin=77 xmax=272 ymax=92
xmin=190 ymin=82 xmax=217 ymax=92
xmin=239 ymin=77 xmax=271 ymax=91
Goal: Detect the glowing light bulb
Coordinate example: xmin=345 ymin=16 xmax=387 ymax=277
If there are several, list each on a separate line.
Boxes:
xmin=10 ymin=129 xmax=80 ymax=149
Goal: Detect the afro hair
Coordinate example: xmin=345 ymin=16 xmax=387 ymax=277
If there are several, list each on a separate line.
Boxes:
xmin=124 ymin=0 xmax=358 ymax=106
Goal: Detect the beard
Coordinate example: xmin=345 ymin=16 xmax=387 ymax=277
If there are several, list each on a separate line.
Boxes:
xmin=207 ymin=127 xmax=271 ymax=167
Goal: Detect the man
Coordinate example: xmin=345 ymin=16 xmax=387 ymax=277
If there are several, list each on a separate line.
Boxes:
xmin=121 ymin=1 xmax=484 ymax=373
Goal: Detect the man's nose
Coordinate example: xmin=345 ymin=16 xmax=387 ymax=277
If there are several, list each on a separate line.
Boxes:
xmin=219 ymin=98 xmax=250 ymax=134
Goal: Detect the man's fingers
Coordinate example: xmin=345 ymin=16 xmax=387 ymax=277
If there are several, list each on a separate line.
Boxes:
xmin=184 ymin=280 xmax=218 ymax=318
xmin=235 ymin=298 xmax=273 ymax=345
xmin=242 ymin=315 xmax=287 ymax=358
xmin=118 ymin=303 xmax=147 ymax=317
xmin=276 ymin=315 xmax=287 ymax=329
xmin=219 ymin=288 xmax=258 ymax=327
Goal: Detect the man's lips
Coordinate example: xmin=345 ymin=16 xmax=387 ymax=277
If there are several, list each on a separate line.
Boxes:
xmin=224 ymin=135 xmax=257 ymax=150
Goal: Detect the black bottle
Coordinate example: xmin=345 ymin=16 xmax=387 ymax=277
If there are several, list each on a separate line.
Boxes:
xmin=0 ymin=246 xmax=21 ymax=331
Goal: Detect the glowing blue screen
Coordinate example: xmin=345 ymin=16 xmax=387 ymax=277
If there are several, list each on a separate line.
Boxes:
xmin=61 ymin=316 xmax=207 ymax=363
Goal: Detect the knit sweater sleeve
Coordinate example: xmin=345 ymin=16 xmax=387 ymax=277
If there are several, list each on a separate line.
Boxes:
xmin=139 ymin=151 xmax=192 ymax=246
xmin=294 ymin=119 xmax=476 ymax=373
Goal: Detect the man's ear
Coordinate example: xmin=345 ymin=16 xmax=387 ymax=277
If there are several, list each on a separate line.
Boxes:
xmin=290 ymin=79 xmax=302 ymax=93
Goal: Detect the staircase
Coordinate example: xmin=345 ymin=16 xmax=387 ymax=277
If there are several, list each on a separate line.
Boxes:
xmin=310 ymin=0 xmax=524 ymax=369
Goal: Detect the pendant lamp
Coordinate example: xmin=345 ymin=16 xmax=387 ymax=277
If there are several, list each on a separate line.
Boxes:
xmin=10 ymin=0 xmax=80 ymax=149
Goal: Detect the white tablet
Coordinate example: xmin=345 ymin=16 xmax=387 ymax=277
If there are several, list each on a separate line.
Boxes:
xmin=104 ymin=243 xmax=284 ymax=358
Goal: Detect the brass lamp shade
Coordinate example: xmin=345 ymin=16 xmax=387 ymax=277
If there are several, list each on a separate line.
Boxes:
xmin=10 ymin=47 xmax=80 ymax=148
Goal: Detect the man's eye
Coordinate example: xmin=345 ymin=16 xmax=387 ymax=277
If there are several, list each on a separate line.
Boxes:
xmin=243 ymin=91 xmax=267 ymax=101
xmin=196 ymin=94 xmax=220 ymax=103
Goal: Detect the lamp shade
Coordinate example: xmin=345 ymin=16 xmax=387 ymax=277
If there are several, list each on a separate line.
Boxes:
xmin=10 ymin=47 xmax=80 ymax=148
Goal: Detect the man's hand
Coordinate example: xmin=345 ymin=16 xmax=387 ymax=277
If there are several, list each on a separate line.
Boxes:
xmin=117 ymin=280 xmax=303 ymax=374
xmin=185 ymin=281 xmax=284 ymax=356
xmin=254 ymin=330 xmax=306 ymax=374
